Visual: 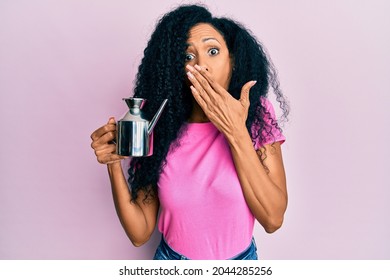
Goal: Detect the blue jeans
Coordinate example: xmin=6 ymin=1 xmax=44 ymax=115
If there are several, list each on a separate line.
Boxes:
xmin=153 ymin=237 xmax=258 ymax=260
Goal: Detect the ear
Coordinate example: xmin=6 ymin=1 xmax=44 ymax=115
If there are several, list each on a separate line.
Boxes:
xmin=228 ymin=55 xmax=235 ymax=85
xmin=230 ymin=54 xmax=235 ymax=72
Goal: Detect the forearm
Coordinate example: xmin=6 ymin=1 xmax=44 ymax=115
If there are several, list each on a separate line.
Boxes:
xmin=226 ymin=129 xmax=287 ymax=233
xmin=107 ymin=162 xmax=153 ymax=246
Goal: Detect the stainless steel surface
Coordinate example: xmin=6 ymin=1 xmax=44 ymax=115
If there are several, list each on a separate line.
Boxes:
xmin=148 ymin=99 xmax=168 ymax=135
xmin=116 ymin=97 xmax=167 ymax=157
xmin=117 ymin=120 xmax=151 ymax=157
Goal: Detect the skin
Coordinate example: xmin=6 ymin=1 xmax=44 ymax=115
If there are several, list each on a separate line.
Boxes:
xmin=90 ymin=23 xmax=287 ymax=247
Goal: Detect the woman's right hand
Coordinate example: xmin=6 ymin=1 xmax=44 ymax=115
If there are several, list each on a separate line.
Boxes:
xmin=90 ymin=117 xmax=127 ymax=164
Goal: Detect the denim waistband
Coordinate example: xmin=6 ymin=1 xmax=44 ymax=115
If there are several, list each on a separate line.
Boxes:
xmin=153 ymin=237 xmax=258 ymax=260
xmin=229 ymin=237 xmax=258 ymax=260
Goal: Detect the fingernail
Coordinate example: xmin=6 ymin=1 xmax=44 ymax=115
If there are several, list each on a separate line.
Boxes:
xmin=194 ymin=64 xmax=202 ymax=71
xmin=190 ymin=85 xmax=196 ymax=92
xmin=187 ymin=71 xmax=194 ymax=79
xmin=251 ymin=80 xmax=257 ymax=86
xmin=186 ymin=64 xmax=195 ymax=71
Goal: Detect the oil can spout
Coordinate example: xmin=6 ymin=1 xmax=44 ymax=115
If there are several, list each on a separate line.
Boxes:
xmin=148 ymin=99 xmax=168 ymax=135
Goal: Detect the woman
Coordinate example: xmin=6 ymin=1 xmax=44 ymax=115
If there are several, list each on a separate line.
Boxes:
xmin=90 ymin=4 xmax=289 ymax=260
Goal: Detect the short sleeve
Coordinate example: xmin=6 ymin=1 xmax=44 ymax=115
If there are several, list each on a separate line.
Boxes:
xmin=252 ymin=97 xmax=286 ymax=150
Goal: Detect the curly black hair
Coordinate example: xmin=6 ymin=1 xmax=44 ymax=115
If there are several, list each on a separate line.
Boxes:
xmin=127 ymin=4 xmax=289 ymax=202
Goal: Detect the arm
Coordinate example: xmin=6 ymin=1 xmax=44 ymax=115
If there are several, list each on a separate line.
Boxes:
xmin=186 ymin=64 xmax=287 ymax=233
xmin=91 ymin=118 xmax=159 ymax=245
xmin=228 ymin=132 xmax=287 ymax=233
xmin=107 ymin=162 xmax=159 ymax=246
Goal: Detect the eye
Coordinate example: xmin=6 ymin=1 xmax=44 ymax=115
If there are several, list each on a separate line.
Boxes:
xmin=185 ymin=53 xmax=195 ymax=61
xmin=208 ymin=48 xmax=219 ymax=56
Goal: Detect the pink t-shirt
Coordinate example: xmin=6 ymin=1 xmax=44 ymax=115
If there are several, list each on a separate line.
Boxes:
xmin=157 ymin=98 xmax=285 ymax=259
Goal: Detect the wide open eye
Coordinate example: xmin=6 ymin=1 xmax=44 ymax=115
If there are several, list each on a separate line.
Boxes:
xmin=208 ymin=48 xmax=219 ymax=56
xmin=185 ymin=53 xmax=195 ymax=61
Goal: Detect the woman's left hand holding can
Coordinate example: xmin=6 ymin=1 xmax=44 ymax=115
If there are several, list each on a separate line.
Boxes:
xmin=90 ymin=117 xmax=128 ymax=165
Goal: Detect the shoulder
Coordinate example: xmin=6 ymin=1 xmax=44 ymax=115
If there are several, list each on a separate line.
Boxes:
xmin=252 ymin=97 xmax=286 ymax=149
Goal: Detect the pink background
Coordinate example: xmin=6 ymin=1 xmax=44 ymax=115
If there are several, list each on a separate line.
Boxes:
xmin=1 ymin=0 xmax=389 ymax=259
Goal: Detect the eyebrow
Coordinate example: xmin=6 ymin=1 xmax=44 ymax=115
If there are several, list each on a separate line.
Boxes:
xmin=202 ymin=37 xmax=220 ymax=43
xmin=187 ymin=37 xmax=221 ymax=46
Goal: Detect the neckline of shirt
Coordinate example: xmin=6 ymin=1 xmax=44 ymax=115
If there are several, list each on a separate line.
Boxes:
xmin=184 ymin=121 xmax=217 ymax=132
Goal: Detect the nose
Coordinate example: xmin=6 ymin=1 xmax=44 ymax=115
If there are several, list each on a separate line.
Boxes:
xmin=197 ymin=55 xmax=209 ymax=72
